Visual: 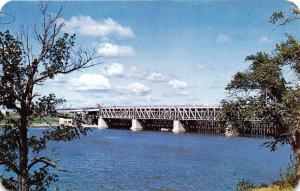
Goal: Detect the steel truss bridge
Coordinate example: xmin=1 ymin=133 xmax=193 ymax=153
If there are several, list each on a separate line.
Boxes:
xmin=60 ymin=105 xmax=220 ymax=121
xmin=59 ymin=105 xmax=277 ymax=135
xmin=99 ymin=105 xmax=220 ymax=121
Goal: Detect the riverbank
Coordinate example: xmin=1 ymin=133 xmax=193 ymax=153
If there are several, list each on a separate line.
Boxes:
xmin=250 ymin=185 xmax=293 ymax=191
xmin=249 ymin=181 xmax=295 ymax=191
xmin=0 ymin=123 xmax=59 ymax=128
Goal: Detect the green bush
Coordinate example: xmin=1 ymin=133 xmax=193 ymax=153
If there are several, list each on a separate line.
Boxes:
xmin=236 ymin=179 xmax=254 ymax=191
xmin=279 ymin=155 xmax=297 ymax=187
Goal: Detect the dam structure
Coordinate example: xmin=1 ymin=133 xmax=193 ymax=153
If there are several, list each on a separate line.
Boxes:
xmin=59 ymin=105 xmax=277 ymax=135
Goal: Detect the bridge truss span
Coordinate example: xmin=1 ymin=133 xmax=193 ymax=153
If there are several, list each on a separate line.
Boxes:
xmin=99 ymin=106 xmax=221 ymax=121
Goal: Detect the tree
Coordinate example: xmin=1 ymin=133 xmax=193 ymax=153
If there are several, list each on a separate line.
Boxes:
xmin=0 ymin=3 xmax=100 ymax=190
xmin=221 ymin=6 xmax=300 ymax=183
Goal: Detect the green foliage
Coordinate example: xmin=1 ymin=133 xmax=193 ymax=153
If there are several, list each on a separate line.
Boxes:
xmin=221 ymin=35 xmax=300 ymax=151
xmin=275 ymin=36 xmax=300 ymax=75
xmin=279 ymin=156 xmax=297 ymax=187
xmin=0 ymin=31 xmax=26 ymax=110
xmin=268 ymin=3 xmax=300 ymax=27
xmin=0 ymin=3 xmax=99 ymax=191
xmin=236 ymin=179 xmax=254 ymax=191
xmin=269 ymin=11 xmax=284 ymax=24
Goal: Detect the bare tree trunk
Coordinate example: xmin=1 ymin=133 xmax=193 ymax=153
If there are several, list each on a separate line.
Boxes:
xmin=296 ymin=149 xmax=300 ymax=183
xmin=295 ymin=129 xmax=300 ymax=184
xmin=19 ymin=112 xmax=29 ymax=191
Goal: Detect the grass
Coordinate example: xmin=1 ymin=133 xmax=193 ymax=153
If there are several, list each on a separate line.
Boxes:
xmin=250 ymin=186 xmax=293 ymax=191
xmin=236 ymin=180 xmax=295 ymax=191
xmin=0 ymin=111 xmax=58 ymax=127
xmin=249 ymin=182 xmax=294 ymax=191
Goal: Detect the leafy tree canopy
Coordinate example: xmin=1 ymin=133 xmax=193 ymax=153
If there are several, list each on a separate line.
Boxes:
xmin=0 ymin=3 xmax=100 ymax=191
xmin=222 ymin=35 xmax=300 ymax=150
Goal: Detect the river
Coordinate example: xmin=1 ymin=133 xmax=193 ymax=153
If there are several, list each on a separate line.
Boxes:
xmin=5 ymin=128 xmax=294 ymax=190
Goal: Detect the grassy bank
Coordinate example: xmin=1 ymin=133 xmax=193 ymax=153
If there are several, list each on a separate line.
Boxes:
xmin=0 ymin=123 xmax=59 ymax=128
xmin=1 ymin=112 xmax=59 ymax=127
xmin=250 ymin=186 xmax=293 ymax=191
xmin=249 ymin=182 xmax=294 ymax=191
xmin=237 ymin=180 xmax=295 ymax=191
xmin=236 ymin=159 xmax=296 ymax=191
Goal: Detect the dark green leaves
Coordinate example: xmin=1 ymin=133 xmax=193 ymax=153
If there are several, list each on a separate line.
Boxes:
xmin=222 ymin=36 xmax=300 ymax=151
xmin=269 ymin=11 xmax=284 ymax=24
xmin=31 ymin=93 xmax=65 ymax=120
xmin=0 ymin=31 xmax=26 ymax=110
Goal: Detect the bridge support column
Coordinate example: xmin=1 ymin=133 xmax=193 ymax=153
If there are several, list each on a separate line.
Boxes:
xmin=131 ymin=119 xmax=143 ymax=131
xmin=172 ymin=120 xmax=185 ymax=133
xmin=98 ymin=117 xmax=108 ymax=129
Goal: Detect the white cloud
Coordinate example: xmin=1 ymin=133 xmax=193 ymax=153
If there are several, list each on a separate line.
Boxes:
xmin=123 ymin=67 xmax=167 ymax=82
xmin=168 ymin=79 xmax=188 ymax=89
xmin=60 ymin=16 xmax=134 ymax=38
xmin=113 ymin=94 xmax=157 ymax=105
xmin=103 ymin=63 xmax=125 ymax=77
xmin=217 ymin=34 xmax=230 ymax=43
xmin=101 ymin=64 xmax=169 ymax=84
xmin=257 ymin=36 xmax=270 ymax=43
xmin=124 ymin=66 xmax=148 ymax=79
xmin=146 ymin=72 xmax=166 ymax=81
xmin=124 ymin=82 xmax=150 ymax=95
xmin=98 ymin=43 xmax=135 ymax=57
xmin=104 ymin=65 xmax=146 ymax=79
xmin=69 ymin=73 xmax=111 ymax=91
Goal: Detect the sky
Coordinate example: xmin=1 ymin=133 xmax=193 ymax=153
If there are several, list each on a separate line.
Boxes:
xmin=1 ymin=0 xmax=300 ymax=107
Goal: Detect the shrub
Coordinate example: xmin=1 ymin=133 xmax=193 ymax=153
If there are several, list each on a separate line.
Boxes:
xmin=236 ymin=179 xmax=254 ymax=191
xmin=279 ymin=155 xmax=297 ymax=187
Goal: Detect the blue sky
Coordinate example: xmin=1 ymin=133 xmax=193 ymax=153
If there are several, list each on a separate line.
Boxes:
xmin=1 ymin=0 xmax=299 ymax=107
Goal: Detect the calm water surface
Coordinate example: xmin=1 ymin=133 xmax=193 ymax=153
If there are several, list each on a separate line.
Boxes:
xmin=34 ymin=128 xmax=291 ymax=190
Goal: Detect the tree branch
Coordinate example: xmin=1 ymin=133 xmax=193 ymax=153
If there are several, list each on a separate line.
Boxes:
xmin=34 ymin=48 xmax=101 ymax=83
xmin=0 ymin=154 xmax=19 ymax=175
xmin=28 ymin=157 xmax=65 ymax=172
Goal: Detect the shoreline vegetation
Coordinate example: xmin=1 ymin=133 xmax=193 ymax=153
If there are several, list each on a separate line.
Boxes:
xmin=0 ymin=112 xmax=59 ymax=127
xmin=240 ymin=182 xmax=294 ymax=191
xmin=238 ymin=181 xmax=294 ymax=191
xmin=0 ymin=123 xmax=59 ymax=128
xmin=237 ymin=160 xmax=297 ymax=191
xmin=250 ymin=184 xmax=293 ymax=191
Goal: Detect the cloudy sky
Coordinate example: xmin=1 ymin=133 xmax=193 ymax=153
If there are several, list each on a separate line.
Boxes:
xmin=1 ymin=0 xmax=300 ymax=107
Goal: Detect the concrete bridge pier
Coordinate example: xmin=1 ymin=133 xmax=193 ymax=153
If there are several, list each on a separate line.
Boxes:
xmin=98 ymin=117 xmax=108 ymax=129
xmin=172 ymin=120 xmax=186 ymax=133
xmin=131 ymin=119 xmax=143 ymax=131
